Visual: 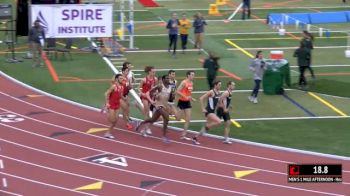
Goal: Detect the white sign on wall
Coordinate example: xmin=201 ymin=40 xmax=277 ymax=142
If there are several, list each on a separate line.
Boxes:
xmin=30 ymin=4 xmax=113 ymax=38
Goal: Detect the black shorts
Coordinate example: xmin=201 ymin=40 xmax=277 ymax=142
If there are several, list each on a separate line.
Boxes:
xmin=217 ymin=107 xmax=230 ymax=122
xmin=150 ymin=104 xmax=155 ymax=112
xmin=177 ymin=100 xmax=192 ymax=110
xmin=205 ymin=108 xmax=215 ymax=117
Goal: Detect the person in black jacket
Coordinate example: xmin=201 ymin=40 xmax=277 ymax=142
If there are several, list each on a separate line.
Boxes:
xmin=294 ymin=41 xmax=311 ymax=89
xmin=242 ymin=0 xmax=251 ymax=20
xmin=302 ymin=30 xmax=315 ymax=79
xmin=203 ymin=52 xmax=220 ymax=89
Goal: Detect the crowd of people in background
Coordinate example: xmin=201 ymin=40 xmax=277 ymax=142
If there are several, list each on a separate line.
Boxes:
xmin=166 ymin=12 xmax=207 ymax=57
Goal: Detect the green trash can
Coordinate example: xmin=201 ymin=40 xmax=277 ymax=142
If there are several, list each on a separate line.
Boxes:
xmin=263 ymin=59 xmax=291 ymax=95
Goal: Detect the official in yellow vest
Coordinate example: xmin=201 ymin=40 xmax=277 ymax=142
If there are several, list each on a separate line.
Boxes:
xmin=179 ymin=13 xmax=191 ymax=53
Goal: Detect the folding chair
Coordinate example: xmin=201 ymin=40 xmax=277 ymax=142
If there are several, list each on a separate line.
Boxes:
xmin=43 ymin=38 xmax=57 ymax=59
xmin=56 ymin=38 xmax=73 ymax=60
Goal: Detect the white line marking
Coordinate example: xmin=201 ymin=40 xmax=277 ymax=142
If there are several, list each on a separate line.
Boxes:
xmin=227 ymin=46 xmax=349 ymax=51
xmin=134 ymin=31 xmax=348 ymax=37
xmin=125 ymin=49 xmax=201 ymax=53
xmin=78 ymin=153 xmax=109 ymax=161
xmin=0 ymin=120 xmax=286 ymax=174
xmin=0 ymin=153 xmax=251 ymax=196
xmin=290 ymin=65 xmax=350 ymax=68
xmin=1 ymin=71 xmax=349 ymax=161
xmin=0 ymin=171 xmax=97 ymax=196
xmin=2 ymin=177 xmax=7 ymax=187
xmin=0 ymin=190 xmax=23 ymax=196
xmin=0 ymin=106 xmax=293 ymax=164
xmin=168 ymin=6 xmax=350 ymax=11
xmin=142 ymin=181 xmax=167 ymax=196
xmin=0 ymin=159 xmax=3 ymax=169
xmin=133 ymin=68 xmax=204 ymax=72
xmin=0 ymin=137 xmax=344 ymax=196
xmin=0 ymin=153 xmax=175 ymax=196
xmin=163 ymin=115 xmax=350 ymax=124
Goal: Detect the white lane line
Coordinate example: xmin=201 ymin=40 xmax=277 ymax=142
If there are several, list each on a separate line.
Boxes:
xmin=0 ymin=153 xmax=251 ymax=196
xmin=227 ymin=46 xmax=348 ymax=50
xmin=2 ymin=177 xmax=7 ymax=187
xmin=0 ymin=154 xmax=175 ymax=196
xmin=0 ymin=171 xmax=97 ymax=196
xmin=0 ymin=189 xmax=23 ymax=196
xmin=142 ymin=180 xmax=167 ymax=196
xmin=290 ymin=65 xmax=350 ymax=68
xmin=0 ymin=123 xmax=347 ymax=195
xmin=0 ymin=159 xmax=3 ymax=169
xmin=0 ymin=123 xmax=286 ymax=175
xmin=0 ymin=106 xmax=293 ymax=165
xmin=1 ymin=91 xmax=348 ymax=163
xmin=2 ymin=70 xmax=349 ymax=161
xmin=78 ymin=153 xmax=109 ymax=161
xmin=168 ymin=6 xmax=350 ymax=11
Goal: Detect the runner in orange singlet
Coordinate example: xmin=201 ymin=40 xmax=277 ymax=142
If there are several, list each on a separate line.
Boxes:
xmin=176 ymin=70 xmax=196 ymax=140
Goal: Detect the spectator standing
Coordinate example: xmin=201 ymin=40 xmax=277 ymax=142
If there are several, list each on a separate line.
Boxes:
xmin=179 ymin=13 xmax=191 ymax=54
xmin=242 ymin=0 xmax=251 ymax=20
xmin=301 ymin=30 xmax=315 ymax=79
xmin=193 ymin=12 xmax=207 ymax=54
xmin=203 ymin=52 xmax=220 ymax=89
xmin=293 ymin=42 xmax=311 ymax=89
xmin=166 ymin=12 xmax=180 ymax=57
xmin=248 ymin=51 xmax=266 ymax=104
xmin=28 ymin=20 xmax=45 ymax=67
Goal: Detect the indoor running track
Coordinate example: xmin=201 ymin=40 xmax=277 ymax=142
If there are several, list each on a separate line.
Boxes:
xmin=0 ymin=72 xmax=349 ymax=196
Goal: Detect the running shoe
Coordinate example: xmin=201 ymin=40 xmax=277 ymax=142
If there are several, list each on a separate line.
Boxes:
xmin=100 ymin=104 xmax=108 ymax=114
xmin=104 ymin=133 xmax=115 ymax=139
xmin=180 ymin=136 xmax=191 ymax=141
xmin=162 ymin=137 xmax=171 ymax=144
xmin=248 ymin=96 xmax=254 ymax=102
xmin=140 ymin=130 xmax=148 ymax=137
xmin=145 ymin=128 xmax=152 ymax=135
xmin=223 ymin=139 xmax=232 ymax=144
xmin=126 ymin=122 xmax=133 ymax=129
xmin=192 ymin=137 xmax=200 ymax=145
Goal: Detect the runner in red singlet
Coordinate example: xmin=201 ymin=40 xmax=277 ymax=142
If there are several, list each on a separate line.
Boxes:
xmin=104 ymin=74 xmax=125 ymax=139
xmin=139 ymin=66 xmax=157 ymax=135
xmin=121 ymin=66 xmax=133 ymax=129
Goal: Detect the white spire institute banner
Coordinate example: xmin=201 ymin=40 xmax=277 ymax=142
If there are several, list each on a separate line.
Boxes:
xmin=30 ymin=4 xmax=113 ymax=38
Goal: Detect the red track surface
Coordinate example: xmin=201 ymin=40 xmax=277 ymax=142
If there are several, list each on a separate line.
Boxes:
xmin=0 ymin=73 xmax=349 ymax=196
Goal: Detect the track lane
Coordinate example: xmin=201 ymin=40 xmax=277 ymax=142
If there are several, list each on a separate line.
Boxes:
xmin=0 ymin=170 xmax=97 ymax=196
xmin=0 ymin=144 xmax=176 ymax=196
xmin=0 ymin=73 xmax=349 ymax=195
xmin=0 ymin=130 xmax=252 ymax=196
xmin=0 ymin=117 xmax=347 ymax=195
xmin=1 ymin=88 xmax=348 ymax=168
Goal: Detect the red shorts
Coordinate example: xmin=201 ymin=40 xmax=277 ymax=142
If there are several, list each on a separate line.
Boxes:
xmin=108 ymin=101 xmax=120 ymax=110
xmin=140 ymin=95 xmax=150 ymax=103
